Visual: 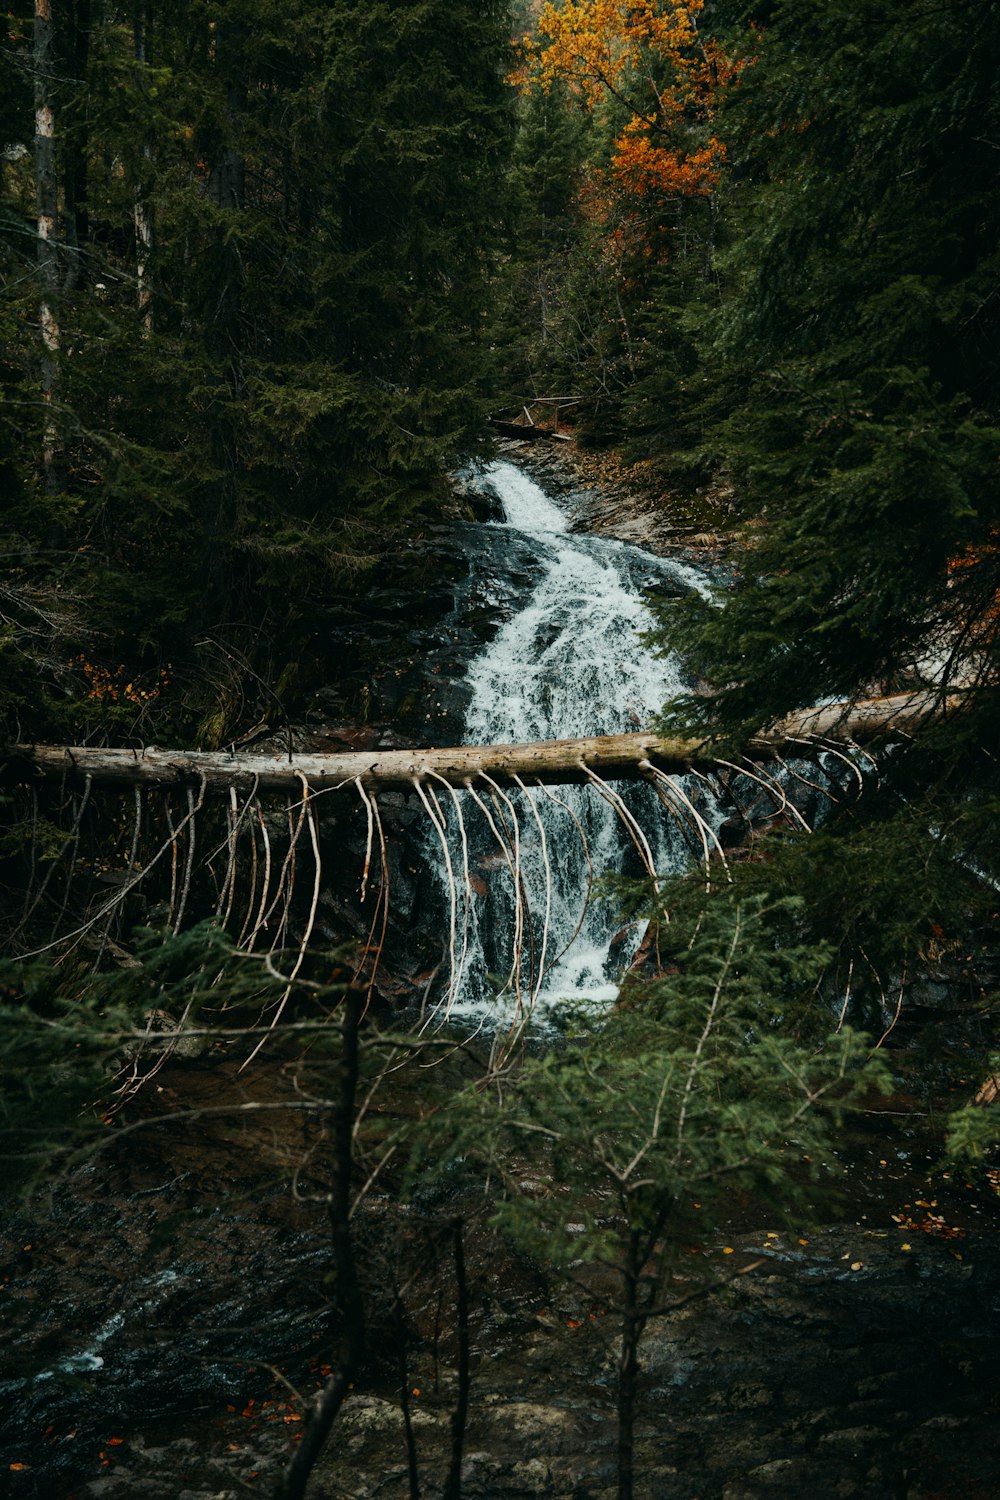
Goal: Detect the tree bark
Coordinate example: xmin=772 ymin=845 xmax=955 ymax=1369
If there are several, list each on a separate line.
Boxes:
xmin=132 ymin=3 xmax=153 ymax=333
xmin=34 ymin=0 xmax=60 ymax=485
xmin=617 ymin=1230 xmax=641 ymax=1500
xmin=12 ymin=690 xmax=966 ymax=795
xmin=62 ymin=0 xmax=91 ymax=292
xmin=442 ymin=1220 xmax=470 ymax=1500
xmin=276 ymin=990 xmax=365 ymax=1500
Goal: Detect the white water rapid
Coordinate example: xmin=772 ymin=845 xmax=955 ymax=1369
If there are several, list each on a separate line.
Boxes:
xmin=428 ymin=459 xmax=722 ymax=1027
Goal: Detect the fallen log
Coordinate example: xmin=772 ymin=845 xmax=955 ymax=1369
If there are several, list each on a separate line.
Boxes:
xmin=11 ymin=690 xmax=963 ymax=794
xmin=489 ymin=418 xmax=572 ymax=443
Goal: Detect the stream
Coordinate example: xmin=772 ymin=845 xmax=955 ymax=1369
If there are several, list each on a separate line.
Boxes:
xmin=424 ymin=459 xmax=724 ymax=1023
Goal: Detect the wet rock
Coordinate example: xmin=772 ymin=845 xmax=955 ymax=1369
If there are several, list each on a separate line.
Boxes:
xmin=119 ymin=1008 xmax=211 ymax=1065
xmin=500 ymin=439 xmax=734 ymax=565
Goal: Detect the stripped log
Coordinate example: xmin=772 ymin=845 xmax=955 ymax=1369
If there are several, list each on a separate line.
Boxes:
xmin=11 ymin=690 xmax=964 ymax=795
xmin=489 ymin=418 xmax=572 ymax=443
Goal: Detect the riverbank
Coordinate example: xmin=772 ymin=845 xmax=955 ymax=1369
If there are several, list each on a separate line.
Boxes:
xmin=495 ymin=437 xmax=736 ymax=562
xmin=7 ymin=1037 xmax=1000 ymax=1500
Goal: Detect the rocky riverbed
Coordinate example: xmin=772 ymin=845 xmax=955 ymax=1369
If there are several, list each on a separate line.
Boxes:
xmin=5 ymin=1033 xmax=1000 ymax=1500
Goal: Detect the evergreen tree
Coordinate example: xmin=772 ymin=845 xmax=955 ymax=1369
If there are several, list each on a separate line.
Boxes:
xmin=633 ymin=0 xmax=1000 ymax=1113
xmin=502 ymin=0 xmax=736 ymax=439
xmin=658 ymin=0 xmax=1000 ymax=738
xmin=1 ymin=0 xmax=514 ymax=743
xmin=411 ymin=894 xmax=888 ymax=1500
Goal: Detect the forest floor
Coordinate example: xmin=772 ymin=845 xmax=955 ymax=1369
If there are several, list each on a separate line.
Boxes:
xmin=6 ymin=1036 xmax=1000 ymax=1500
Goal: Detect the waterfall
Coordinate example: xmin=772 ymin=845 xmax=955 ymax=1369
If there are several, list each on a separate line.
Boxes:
xmin=427 ymin=459 xmax=721 ymax=1026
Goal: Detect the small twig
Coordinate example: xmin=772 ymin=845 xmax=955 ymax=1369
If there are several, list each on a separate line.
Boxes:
xmin=172 ymin=777 xmax=206 ymax=933
xmin=583 ymin=764 xmax=660 ymax=885
xmin=871 ymin=964 xmax=906 ymax=1052
xmin=513 ymin=775 xmax=552 ymax=1006
xmin=415 ymin=778 xmax=459 ymax=1020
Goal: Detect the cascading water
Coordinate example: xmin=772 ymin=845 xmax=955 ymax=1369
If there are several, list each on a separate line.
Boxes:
xmin=425 ymin=459 xmax=723 ymax=1025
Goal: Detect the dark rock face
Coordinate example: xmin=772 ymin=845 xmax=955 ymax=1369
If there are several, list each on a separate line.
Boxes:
xmin=0 ymin=1065 xmax=337 ymax=1499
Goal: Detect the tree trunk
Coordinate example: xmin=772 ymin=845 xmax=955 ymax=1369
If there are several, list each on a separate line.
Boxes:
xmin=62 ymin=0 xmax=91 ymax=292
xmin=442 ymin=1219 xmax=470 ymax=1500
xmin=277 ymin=990 xmax=365 ymax=1500
xmin=133 ymin=3 xmax=153 ymax=333
xmin=12 ymin=690 xmax=967 ymax=795
xmin=617 ymin=1231 xmax=642 ymax=1500
xmin=34 ymin=0 xmax=60 ymax=486
xmin=393 ymin=1293 xmax=421 ymax=1500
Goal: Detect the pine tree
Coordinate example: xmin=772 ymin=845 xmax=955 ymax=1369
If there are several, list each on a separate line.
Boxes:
xmin=410 ymin=894 xmax=888 ymax=1500
xmin=657 ymin=0 xmax=1000 ymax=738
xmin=1 ymin=0 xmax=515 ymax=742
xmin=639 ymin=0 xmax=1000 ymax=1116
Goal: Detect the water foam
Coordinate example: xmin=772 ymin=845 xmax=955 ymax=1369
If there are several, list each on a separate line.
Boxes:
xmin=428 ymin=461 xmax=720 ymax=1025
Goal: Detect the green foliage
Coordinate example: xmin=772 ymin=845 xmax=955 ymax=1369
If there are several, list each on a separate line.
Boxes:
xmin=945 ymin=1083 xmax=1000 ymax=1163
xmin=650 ymin=0 xmax=1000 ymax=736
xmin=0 ymin=961 xmax=130 ymax=1188
xmin=1 ymin=0 xmax=515 ymax=743
xmin=410 ymin=896 xmax=888 ymax=1272
xmin=623 ymin=1 xmax=1000 ymax=1057
xmin=0 ymin=922 xmax=320 ymax=1190
xmin=494 ymin=27 xmax=727 ymax=444
xmin=677 ymin=796 xmax=993 ymax=1022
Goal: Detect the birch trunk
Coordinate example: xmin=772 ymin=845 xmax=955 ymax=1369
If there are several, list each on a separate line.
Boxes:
xmin=34 ymin=0 xmax=60 ymax=485
xmin=133 ymin=4 xmax=153 ymax=333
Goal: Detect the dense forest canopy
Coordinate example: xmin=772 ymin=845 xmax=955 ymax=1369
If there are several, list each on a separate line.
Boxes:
xmin=4 ymin=1 xmax=1000 ymax=1494
xmin=2 ymin=0 xmax=514 ymax=742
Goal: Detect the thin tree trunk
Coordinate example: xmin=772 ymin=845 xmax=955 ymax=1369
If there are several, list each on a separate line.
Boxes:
xmin=62 ymin=0 xmax=90 ymax=292
xmin=615 ymin=1196 xmax=670 ymax=1500
xmin=442 ymin=1219 xmax=470 ymax=1500
xmin=394 ymin=1293 xmax=421 ymax=1500
xmin=277 ymin=991 xmax=365 ymax=1500
xmin=617 ymin=1229 xmax=642 ymax=1500
xmin=203 ymin=17 xmax=246 ymax=606
xmin=133 ymin=3 xmax=153 ymax=333
xmin=34 ymin=0 xmax=60 ymax=487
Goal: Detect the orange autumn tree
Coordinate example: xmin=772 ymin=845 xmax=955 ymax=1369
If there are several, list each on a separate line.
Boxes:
xmin=518 ymin=0 xmax=737 ymax=201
